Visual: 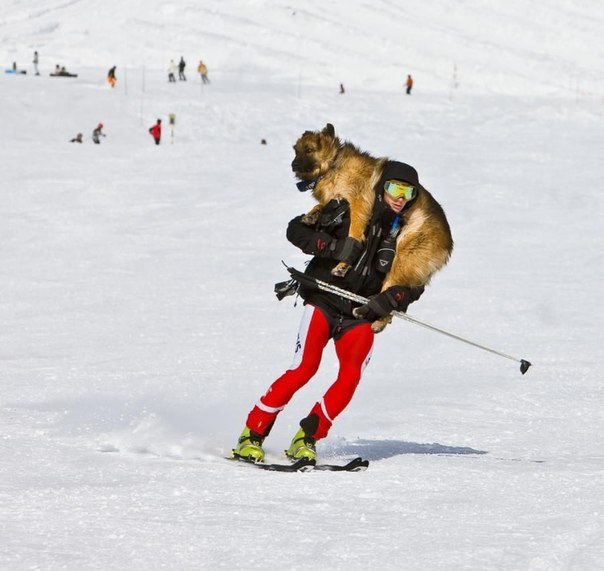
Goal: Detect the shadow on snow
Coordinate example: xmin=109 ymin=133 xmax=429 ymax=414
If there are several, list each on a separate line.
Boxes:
xmin=323 ymin=438 xmax=487 ymax=461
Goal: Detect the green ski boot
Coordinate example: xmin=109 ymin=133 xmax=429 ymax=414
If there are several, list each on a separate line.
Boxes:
xmin=285 ymin=426 xmax=317 ymax=461
xmin=232 ymin=427 xmax=265 ymax=463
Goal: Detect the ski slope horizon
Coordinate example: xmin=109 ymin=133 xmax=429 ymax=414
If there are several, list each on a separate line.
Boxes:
xmin=2 ymin=2 xmax=604 ymax=569
xmin=3 ymin=0 xmax=604 ymax=97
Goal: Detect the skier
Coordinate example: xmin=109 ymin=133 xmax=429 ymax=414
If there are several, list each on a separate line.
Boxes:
xmin=406 ymin=74 xmax=414 ymax=95
xmin=92 ymin=123 xmax=105 ymax=144
xmin=107 ymin=66 xmax=117 ymax=88
xmin=69 ymin=133 xmax=83 ymax=143
xmin=233 ymin=161 xmax=429 ymax=463
xmin=148 ymin=119 xmax=162 ymax=145
xmin=169 ymin=113 xmax=176 ymax=144
xmin=339 ymin=83 xmax=345 ymax=94
xmin=168 ymin=60 xmax=177 ymax=83
xmin=178 ymin=57 xmax=186 ymax=81
xmin=197 ymin=60 xmax=210 ymax=84
xmin=33 ymin=51 xmax=39 ymax=76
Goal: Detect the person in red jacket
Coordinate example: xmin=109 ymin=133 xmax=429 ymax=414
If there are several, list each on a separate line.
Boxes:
xmin=149 ymin=119 xmax=162 ymax=145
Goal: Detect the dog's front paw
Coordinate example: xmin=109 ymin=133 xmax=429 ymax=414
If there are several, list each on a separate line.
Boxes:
xmin=330 ymin=262 xmax=351 ymax=277
xmin=301 ymin=211 xmax=320 ymax=225
xmin=301 ymin=205 xmax=322 ymax=226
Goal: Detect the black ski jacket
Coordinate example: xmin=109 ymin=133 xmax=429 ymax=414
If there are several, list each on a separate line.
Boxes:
xmin=286 ymin=194 xmax=404 ymax=319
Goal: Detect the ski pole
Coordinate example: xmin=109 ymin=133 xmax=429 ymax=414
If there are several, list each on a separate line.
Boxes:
xmin=286 ymin=266 xmax=532 ymax=375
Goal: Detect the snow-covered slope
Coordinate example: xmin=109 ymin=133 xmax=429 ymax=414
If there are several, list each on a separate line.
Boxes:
xmin=2 ymin=0 xmax=604 ymax=95
xmin=2 ymin=2 xmax=604 ymax=569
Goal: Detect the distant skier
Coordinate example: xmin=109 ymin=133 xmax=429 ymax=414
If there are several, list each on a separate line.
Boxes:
xmin=197 ymin=60 xmax=210 ymax=84
xmin=169 ymin=113 xmax=176 ymax=144
xmin=406 ymin=74 xmax=413 ymax=95
xmin=178 ymin=57 xmax=187 ymax=81
xmin=168 ymin=60 xmax=177 ymax=82
xmin=70 ymin=133 xmax=83 ymax=143
xmin=51 ymin=65 xmax=77 ymax=77
xmin=33 ymin=51 xmax=40 ymax=76
xmin=149 ymin=119 xmax=162 ymax=145
xmin=92 ymin=123 xmax=105 ymax=144
xmin=107 ymin=66 xmax=117 ymax=88
xmin=339 ymin=83 xmax=345 ymax=94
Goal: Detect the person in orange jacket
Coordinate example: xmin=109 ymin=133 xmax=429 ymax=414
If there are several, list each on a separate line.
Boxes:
xmin=406 ymin=74 xmax=413 ymax=95
xmin=107 ymin=66 xmax=117 ymax=88
xmin=197 ymin=60 xmax=210 ymax=84
xmin=149 ymin=119 xmax=162 ymax=145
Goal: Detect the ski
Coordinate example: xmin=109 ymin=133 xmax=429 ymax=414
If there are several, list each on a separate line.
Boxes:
xmin=256 ymin=457 xmax=316 ymax=472
xmin=230 ymin=456 xmax=315 ymax=472
xmin=230 ymin=456 xmax=369 ymax=472
xmin=313 ymin=457 xmax=370 ymax=472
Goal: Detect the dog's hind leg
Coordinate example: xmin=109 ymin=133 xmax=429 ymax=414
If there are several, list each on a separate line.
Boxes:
xmin=346 ymin=199 xmax=371 ymax=243
xmin=330 ymin=199 xmax=369 ymax=277
xmin=371 ymin=315 xmax=392 ymax=333
xmin=331 ymin=262 xmax=351 ymax=277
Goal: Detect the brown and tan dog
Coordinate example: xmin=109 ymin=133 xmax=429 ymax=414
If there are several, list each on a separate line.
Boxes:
xmin=374 ymin=166 xmax=453 ymax=331
xmin=292 ymin=123 xmax=386 ymax=277
xmin=291 ymin=123 xmax=453 ymax=332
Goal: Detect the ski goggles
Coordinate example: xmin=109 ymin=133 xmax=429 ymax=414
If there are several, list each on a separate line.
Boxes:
xmin=384 ymin=180 xmax=417 ymax=200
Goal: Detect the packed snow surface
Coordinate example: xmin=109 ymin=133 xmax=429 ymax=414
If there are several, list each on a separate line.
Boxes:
xmin=1 ymin=1 xmax=603 ymax=569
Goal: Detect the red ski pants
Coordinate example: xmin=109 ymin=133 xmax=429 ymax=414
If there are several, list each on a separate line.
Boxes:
xmin=246 ymin=304 xmax=374 ymax=440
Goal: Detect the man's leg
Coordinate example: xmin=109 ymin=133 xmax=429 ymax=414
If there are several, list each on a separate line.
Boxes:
xmin=305 ymin=322 xmax=374 ymax=440
xmin=245 ymin=305 xmax=330 ymax=437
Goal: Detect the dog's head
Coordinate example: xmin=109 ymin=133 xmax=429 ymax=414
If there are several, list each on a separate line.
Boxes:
xmin=291 ymin=123 xmax=340 ymax=181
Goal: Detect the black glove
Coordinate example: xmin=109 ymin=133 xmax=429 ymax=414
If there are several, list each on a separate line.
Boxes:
xmin=353 ymin=285 xmax=425 ymax=321
xmin=311 ymin=232 xmax=335 ymax=256
xmin=312 ymin=235 xmax=362 ymax=264
xmin=328 ymin=237 xmax=363 ymax=263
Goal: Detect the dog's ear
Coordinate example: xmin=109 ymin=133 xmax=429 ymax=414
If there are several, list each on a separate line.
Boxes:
xmin=322 ymin=123 xmax=335 ymax=138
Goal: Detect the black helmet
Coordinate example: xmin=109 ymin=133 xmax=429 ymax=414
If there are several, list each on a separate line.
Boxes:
xmin=379 ymin=161 xmax=419 ymax=188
